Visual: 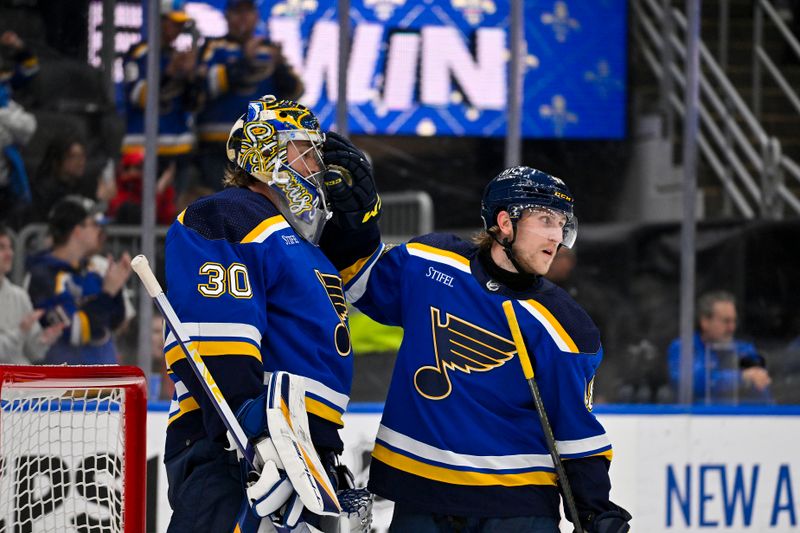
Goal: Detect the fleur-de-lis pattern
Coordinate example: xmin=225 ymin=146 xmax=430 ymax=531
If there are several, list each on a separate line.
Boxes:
xmin=221 ymin=0 xmax=625 ymax=139
xmin=451 ymin=0 xmax=496 ymax=26
xmin=364 ymin=0 xmax=406 ymax=20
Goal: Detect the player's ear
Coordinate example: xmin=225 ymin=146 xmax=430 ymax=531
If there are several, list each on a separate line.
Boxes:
xmin=496 ymin=211 xmax=513 ymax=237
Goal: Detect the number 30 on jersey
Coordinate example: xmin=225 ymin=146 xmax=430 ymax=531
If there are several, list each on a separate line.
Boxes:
xmin=197 ymin=262 xmax=253 ymax=299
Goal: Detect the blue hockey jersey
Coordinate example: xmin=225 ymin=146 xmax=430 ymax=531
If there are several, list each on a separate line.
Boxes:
xmin=163 ymin=187 xmax=352 ymax=460
xmin=121 ymin=43 xmax=195 ymax=156
xmin=196 ymin=36 xmax=302 ymax=143
xmin=27 ymin=253 xmax=124 ymax=365
xmin=342 ymin=233 xmax=612 ymax=518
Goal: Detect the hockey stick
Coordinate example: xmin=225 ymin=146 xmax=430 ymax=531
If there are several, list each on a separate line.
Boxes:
xmin=502 ymin=300 xmax=584 ymax=533
xmin=131 ymin=255 xmax=256 ymax=468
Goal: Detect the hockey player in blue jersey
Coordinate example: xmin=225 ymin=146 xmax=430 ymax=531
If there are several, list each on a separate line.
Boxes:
xmin=163 ymin=96 xmax=357 ymax=532
xmin=319 ymin=146 xmax=631 ymax=532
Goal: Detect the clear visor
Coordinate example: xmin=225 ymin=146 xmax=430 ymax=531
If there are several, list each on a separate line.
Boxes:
xmin=513 ymin=206 xmax=578 ymax=249
xmin=267 ymin=131 xmax=331 ymax=245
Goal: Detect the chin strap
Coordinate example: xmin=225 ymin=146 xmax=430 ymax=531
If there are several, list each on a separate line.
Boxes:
xmin=490 ymin=221 xmax=529 ymax=275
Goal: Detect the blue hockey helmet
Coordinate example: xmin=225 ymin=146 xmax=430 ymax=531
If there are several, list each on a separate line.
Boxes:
xmin=480 ymin=166 xmax=578 ymax=248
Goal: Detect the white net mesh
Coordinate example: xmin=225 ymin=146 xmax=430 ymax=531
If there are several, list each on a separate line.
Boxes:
xmin=0 ymin=385 xmax=127 ymax=533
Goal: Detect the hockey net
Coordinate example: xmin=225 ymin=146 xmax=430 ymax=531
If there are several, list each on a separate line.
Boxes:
xmin=0 ymin=365 xmax=146 ymax=533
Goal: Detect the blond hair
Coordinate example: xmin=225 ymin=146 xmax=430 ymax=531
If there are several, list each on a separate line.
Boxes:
xmin=222 ymin=165 xmax=258 ymax=188
xmin=471 ymin=226 xmax=499 ymax=252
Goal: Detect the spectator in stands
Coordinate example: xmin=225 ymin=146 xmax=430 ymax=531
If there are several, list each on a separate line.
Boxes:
xmin=195 ymin=0 xmax=303 ymax=189
xmin=0 ymin=225 xmax=63 ymax=363
xmin=0 ymin=84 xmax=36 ymax=222
xmin=31 ymin=136 xmax=99 ymax=222
xmin=0 ymin=31 xmax=39 ymax=222
xmin=107 ymin=150 xmax=177 ymax=225
xmin=0 ymin=31 xmax=39 ymax=95
xmin=121 ymin=0 xmax=201 ymax=195
xmin=667 ymin=290 xmax=772 ymax=404
xmin=27 ymin=196 xmax=132 ymax=365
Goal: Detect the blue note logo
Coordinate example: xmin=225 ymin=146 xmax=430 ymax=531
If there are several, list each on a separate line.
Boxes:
xmin=414 ymin=307 xmax=516 ymax=400
xmin=315 ymin=270 xmax=351 ymax=356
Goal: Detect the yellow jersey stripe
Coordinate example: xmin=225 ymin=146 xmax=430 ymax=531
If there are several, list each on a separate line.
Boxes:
xmin=217 ymin=64 xmax=228 ymax=93
xmin=198 ymin=131 xmax=231 ymax=142
xmin=241 ymin=214 xmax=286 ymax=244
xmin=137 ymin=82 xmax=147 ymax=107
xmin=168 ymin=396 xmax=200 ymax=424
xmin=592 ymin=449 xmax=613 ymax=461
xmin=563 ymin=448 xmax=613 ymax=462
xmin=305 ymin=397 xmax=344 ymax=427
xmin=523 ymin=299 xmax=579 ymax=353
xmin=177 ymin=209 xmax=186 ymax=225
xmin=165 ymin=340 xmax=262 ymax=367
xmin=121 ymin=142 xmax=193 ymax=156
xmin=77 ymin=311 xmax=90 ymax=344
xmin=55 ymin=271 xmax=69 ymax=293
xmin=157 ymin=143 xmax=193 ymax=156
xmin=406 ymin=243 xmax=470 ymax=267
xmin=340 ymin=252 xmax=374 ymax=285
xmin=372 ymin=444 xmax=558 ymax=487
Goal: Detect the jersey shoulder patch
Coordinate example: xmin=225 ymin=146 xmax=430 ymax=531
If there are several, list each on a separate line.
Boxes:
xmin=181 ymin=187 xmax=284 ymax=243
xmin=526 ymin=279 xmax=601 ymax=354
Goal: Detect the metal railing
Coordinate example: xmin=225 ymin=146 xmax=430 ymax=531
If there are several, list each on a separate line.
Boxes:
xmin=752 ymin=0 xmax=800 ymax=214
xmin=633 ymin=0 xmax=800 ymax=218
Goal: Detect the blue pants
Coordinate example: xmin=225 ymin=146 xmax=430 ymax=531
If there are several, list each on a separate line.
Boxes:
xmin=389 ymin=504 xmax=560 ymax=533
xmin=165 ymin=437 xmax=246 ymax=532
xmin=166 ymin=437 xmax=338 ymax=532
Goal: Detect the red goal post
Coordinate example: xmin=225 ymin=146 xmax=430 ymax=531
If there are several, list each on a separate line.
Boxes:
xmin=0 ymin=365 xmax=147 ymax=532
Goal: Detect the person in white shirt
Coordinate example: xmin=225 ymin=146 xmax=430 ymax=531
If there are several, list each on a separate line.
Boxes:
xmin=0 ymin=225 xmax=63 ymax=363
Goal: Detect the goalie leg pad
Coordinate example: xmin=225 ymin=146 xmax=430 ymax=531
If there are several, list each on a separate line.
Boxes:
xmin=266 ymin=371 xmax=341 ymax=516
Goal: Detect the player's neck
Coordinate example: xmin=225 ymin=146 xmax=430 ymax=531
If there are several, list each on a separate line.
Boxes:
xmin=480 ymin=246 xmax=539 ymax=291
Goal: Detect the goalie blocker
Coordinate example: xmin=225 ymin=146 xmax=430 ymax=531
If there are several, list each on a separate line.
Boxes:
xmin=240 ymin=371 xmax=374 ymax=532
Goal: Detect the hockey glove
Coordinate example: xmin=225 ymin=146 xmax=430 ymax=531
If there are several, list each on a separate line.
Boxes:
xmin=585 ymin=507 xmax=632 ymax=533
xmin=322 ymin=131 xmax=380 ymax=230
xmin=234 ymin=393 xmax=296 ymax=518
xmin=236 ymin=392 xmax=269 ymax=439
xmin=245 ymin=436 xmax=294 ymax=517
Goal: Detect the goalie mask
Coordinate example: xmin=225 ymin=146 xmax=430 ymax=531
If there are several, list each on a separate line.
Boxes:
xmin=227 ymin=95 xmax=331 ymax=244
xmin=481 ymin=166 xmax=578 ymax=248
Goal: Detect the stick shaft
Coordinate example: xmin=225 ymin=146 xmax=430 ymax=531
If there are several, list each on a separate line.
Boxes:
xmin=132 ymin=255 xmax=255 ymax=467
xmin=502 ymin=301 xmax=584 ymax=533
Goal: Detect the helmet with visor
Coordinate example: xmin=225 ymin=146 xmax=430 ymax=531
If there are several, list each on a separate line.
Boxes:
xmin=226 ymin=95 xmax=330 ymax=244
xmin=481 ymin=166 xmax=578 ymax=248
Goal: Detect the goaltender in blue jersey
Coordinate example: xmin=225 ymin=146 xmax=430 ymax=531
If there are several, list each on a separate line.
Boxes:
xmin=318 ymin=155 xmax=631 ymax=532
xmin=163 ymin=97 xmax=356 ymax=532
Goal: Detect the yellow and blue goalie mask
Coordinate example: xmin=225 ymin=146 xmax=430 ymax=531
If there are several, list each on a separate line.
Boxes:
xmin=227 ymin=96 xmax=331 ymax=245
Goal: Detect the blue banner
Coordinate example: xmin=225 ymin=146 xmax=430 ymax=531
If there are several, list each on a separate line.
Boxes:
xmin=142 ymin=0 xmax=627 ymax=138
